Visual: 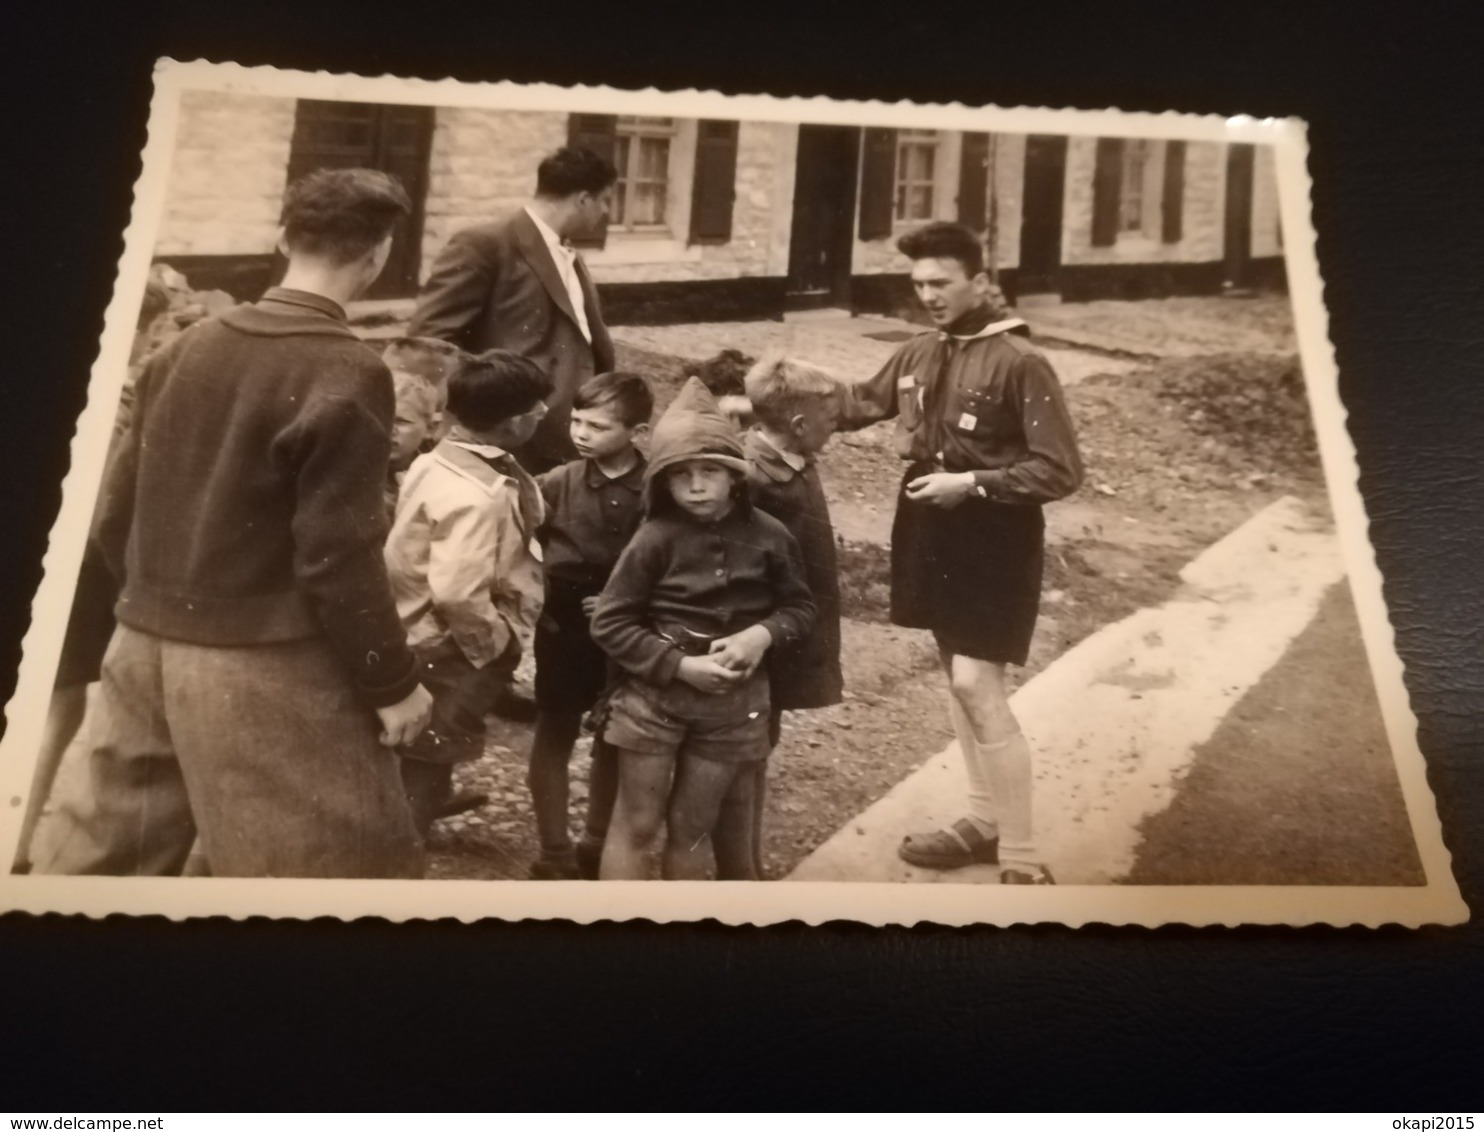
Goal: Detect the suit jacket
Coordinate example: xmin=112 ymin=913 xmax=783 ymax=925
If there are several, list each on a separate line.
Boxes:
xmin=407 ymin=209 xmax=617 ymax=471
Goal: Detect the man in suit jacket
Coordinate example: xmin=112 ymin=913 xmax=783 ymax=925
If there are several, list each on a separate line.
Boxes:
xmin=407 ymin=147 xmax=619 ymax=473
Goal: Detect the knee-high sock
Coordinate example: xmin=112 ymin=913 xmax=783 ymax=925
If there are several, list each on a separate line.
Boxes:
xmin=948 ymin=696 xmax=998 ymax=838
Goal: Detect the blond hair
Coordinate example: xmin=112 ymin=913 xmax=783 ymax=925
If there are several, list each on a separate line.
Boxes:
xmin=743 ymin=353 xmax=841 ymax=431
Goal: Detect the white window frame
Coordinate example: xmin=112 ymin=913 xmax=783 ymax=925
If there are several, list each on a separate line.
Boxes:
xmin=1116 ymin=138 xmax=1168 ymax=248
xmin=893 ymin=129 xmax=941 ymax=225
xmin=611 ymin=116 xmax=679 ymax=235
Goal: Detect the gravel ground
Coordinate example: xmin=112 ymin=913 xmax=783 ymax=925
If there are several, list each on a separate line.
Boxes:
xmin=426 ymin=293 xmax=1323 ymax=881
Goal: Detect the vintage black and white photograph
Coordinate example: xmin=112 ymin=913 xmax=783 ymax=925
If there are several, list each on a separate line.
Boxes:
xmin=0 ymin=59 xmax=1463 ymax=927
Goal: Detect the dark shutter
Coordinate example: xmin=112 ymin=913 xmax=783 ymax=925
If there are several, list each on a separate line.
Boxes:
xmin=957 ymin=132 xmax=991 ymax=232
xmin=566 ymin=113 xmax=617 ymax=165
xmin=565 ymin=114 xmax=617 ymax=249
xmin=1091 ymin=137 xmax=1124 ymax=247
xmin=858 ymin=127 xmax=897 ymax=240
xmin=1161 ymin=139 xmax=1186 ymax=243
xmin=688 ymin=120 xmax=740 ymax=245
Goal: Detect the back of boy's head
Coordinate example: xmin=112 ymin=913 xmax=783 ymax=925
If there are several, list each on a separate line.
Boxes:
xmin=573 ymin=371 xmax=654 ymax=429
xmin=445 ymin=349 xmax=553 ymax=432
xmin=744 ymin=354 xmax=841 ymax=431
xmin=280 ymin=168 xmax=412 ymax=265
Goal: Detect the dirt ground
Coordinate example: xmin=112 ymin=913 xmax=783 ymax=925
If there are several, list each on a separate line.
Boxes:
xmin=428 ymin=298 xmax=1329 ymax=880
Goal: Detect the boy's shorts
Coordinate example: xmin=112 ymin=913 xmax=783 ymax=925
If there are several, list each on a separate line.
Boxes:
xmin=533 ymin=578 xmax=610 ymax=715
xmin=603 ymin=670 xmax=771 ymax=764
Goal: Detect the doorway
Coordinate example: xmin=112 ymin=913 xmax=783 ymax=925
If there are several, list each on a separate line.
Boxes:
xmin=787 ymin=125 xmax=861 ymax=309
xmin=283 ymin=100 xmax=435 ymax=299
xmin=1224 ymin=142 xmax=1256 ymax=289
xmin=1018 ymin=134 xmax=1068 ymax=296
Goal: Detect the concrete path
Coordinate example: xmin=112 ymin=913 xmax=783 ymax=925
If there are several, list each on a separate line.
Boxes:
xmin=787 ymin=495 xmax=1344 ymax=885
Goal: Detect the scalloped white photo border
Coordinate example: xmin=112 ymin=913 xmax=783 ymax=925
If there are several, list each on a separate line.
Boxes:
xmin=0 ymin=58 xmax=1465 ymax=928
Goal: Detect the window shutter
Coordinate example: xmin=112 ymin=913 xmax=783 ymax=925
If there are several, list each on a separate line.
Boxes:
xmin=566 ymin=114 xmax=618 ymax=249
xmin=688 ymin=120 xmax=740 ymax=245
xmin=957 ymin=132 xmax=991 ymax=232
xmin=1161 ymin=139 xmax=1186 ymax=243
xmin=1091 ymin=137 xmax=1124 ymax=247
xmin=858 ymin=127 xmax=897 ymax=241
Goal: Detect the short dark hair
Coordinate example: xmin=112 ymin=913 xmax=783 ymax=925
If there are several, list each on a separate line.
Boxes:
xmin=896 ymin=221 xmax=985 ymax=277
xmin=280 ymin=168 xmax=411 ymax=264
xmin=445 ymin=349 xmax=553 ymax=432
xmin=694 ymin=348 xmax=756 ymax=398
xmin=536 ymin=147 xmax=619 ymax=199
xmin=573 ymin=371 xmax=654 ymax=428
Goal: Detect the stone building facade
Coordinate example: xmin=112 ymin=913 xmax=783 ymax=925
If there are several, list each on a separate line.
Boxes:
xmin=151 ymin=91 xmax=1285 ymax=321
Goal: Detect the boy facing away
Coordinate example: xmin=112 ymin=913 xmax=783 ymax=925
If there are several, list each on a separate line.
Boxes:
xmin=37 ymin=168 xmax=432 ymax=879
xmin=590 ymin=378 xmax=815 ymax=881
xmin=384 ymin=350 xmax=552 ymax=836
xmin=527 ymin=371 xmax=653 ymax=880
xmin=710 ymin=355 xmax=846 ymax=879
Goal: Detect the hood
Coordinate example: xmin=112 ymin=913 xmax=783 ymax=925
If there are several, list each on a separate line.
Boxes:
xmin=644 ymin=376 xmax=751 ymax=509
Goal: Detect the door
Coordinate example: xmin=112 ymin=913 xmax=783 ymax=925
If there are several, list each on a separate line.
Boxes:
xmin=787 ymin=125 xmax=861 ymax=308
xmin=1018 ymin=134 xmax=1068 ymax=295
xmin=1224 ymin=142 xmax=1256 ymax=288
xmin=284 ymin=100 xmax=435 ymax=299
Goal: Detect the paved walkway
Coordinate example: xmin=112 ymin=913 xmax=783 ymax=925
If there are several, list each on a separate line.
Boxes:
xmin=787 ymin=495 xmax=1343 ymax=885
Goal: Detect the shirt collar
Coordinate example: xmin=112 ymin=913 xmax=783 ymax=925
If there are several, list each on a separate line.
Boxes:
xmin=449 ymin=438 xmax=511 ymax=461
xmin=259 ymin=287 xmax=348 ymax=322
xmin=524 ymin=206 xmax=571 ymax=259
xmin=745 ymin=428 xmax=807 ymax=482
xmin=583 ymin=454 xmax=647 ymax=491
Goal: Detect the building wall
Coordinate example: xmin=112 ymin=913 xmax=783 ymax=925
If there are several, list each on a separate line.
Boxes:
xmin=1250 ymin=143 xmax=1282 ymax=259
xmin=1061 ymin=137 xmax=1227 ymax=266
xmin=154 ymin=91 xmax=296 ymax=257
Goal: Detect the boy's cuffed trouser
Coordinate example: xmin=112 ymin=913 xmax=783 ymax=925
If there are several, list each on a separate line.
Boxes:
xmin=32 ymin=624 xmax=423 ymax=879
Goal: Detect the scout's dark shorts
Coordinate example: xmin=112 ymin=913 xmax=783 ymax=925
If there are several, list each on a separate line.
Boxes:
xmin=603 ymin=671 xmax=771 ymax=764
xmin=533 ymin=579 xmax=610 ymax=715
xmin=889 ymin=468 xmax=1045 ymax=667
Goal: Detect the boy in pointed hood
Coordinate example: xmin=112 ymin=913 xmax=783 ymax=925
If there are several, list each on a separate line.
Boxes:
xmin=589 ymin=378 xmax=815 ymax=880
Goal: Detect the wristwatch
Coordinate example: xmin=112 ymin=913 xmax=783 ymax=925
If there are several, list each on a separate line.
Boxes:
xmin=957 ymin=471 xmax=988 ymax=499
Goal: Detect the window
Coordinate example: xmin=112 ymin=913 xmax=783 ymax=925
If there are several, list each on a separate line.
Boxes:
xmin=894 ymin=129 xmax=939 ymax=222
xmin=612 ymin=116 xmax=675 ymax=231
xmin=1119 ymin=139 xmax=1150 ymax=233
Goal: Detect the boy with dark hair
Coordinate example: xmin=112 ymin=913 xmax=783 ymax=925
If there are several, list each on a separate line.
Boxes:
xmin=836 ymin=219 xmax=1083 ymax=885
xmin=37 ymin=168 xmax=432 ymax=879
xmin=386 ymin=350 xmax=553 ymax=835
xmin=408 ymin=146 xmax=620 ymax=473
xmin=527 ymin=371 xmax=654 ymax=878
xmin=591 ymin=378 xmax=815 ymax=881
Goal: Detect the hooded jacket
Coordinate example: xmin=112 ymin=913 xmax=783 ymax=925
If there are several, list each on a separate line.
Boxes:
xmin=95 ymin=288 xmax=419 ymax=708
xmin=590 ymin=379 xmax=815 ymax=687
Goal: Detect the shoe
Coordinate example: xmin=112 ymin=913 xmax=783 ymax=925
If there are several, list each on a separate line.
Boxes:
xmin=529 ymin=849 xmax=580 ymax=880
xmin=1000 ymin=864 xmax=1055 ymax=885
xmin=898 ymin=818 xmax=999 ymax=870
xmin=433 ymin=790 xmax=488 ymax=821
xmin=574 ymin=837 xmax=604 ymax=880
xmin=491 ymin=684 xmax=538 ymax=723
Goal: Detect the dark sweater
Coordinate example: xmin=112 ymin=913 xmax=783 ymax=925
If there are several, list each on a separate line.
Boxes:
xmin=95 ymin=288 xmax=419 ymax=707
xmin=590 ymin=506 xmax=815 ymax=688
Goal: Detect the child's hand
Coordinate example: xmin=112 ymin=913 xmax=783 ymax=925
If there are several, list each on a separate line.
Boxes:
xmin=376 ymin=683 xmax=434 ymax=747
xmin=581 ymin=595 xmax=600 ymax=619
xmin=707 ymin=624 xmax=773 ymax=676
xmin=676 ymin=655 xmax=746 ymax=695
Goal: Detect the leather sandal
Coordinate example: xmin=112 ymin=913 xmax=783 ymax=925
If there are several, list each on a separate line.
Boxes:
xmin=898 ymin=818 xmax=999 ymax=869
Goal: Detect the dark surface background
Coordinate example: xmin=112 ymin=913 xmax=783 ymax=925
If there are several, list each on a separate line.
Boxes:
xmin=1 ymin=0 xmax=1480 ymax=1110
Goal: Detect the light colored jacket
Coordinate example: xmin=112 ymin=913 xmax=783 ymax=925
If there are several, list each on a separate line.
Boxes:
xmin=385 ymin=440 xmax=545 ymax=668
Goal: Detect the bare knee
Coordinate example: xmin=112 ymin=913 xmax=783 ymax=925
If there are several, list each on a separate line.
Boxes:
xmin=947 ymin=658 xmax=1018 ymax=738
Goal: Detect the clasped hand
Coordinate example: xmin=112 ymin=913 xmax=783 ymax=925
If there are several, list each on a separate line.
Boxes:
xmin=676 ymin=624 xmax=773 ymax=694
xmin=905 ymin=471 xmax=975 ymax=509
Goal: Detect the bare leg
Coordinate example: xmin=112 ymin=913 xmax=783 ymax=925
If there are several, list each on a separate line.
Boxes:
xmin=576 ymin=737 xmax=619 ymax=876
xmin=528 ymin=708 xmax=582 ymax=855
xmin=13 ymin=683 xmax=88 ymax=872
xmin=664 ymin=756 xmax=744 ymax=881
xmin=599 ymin=748 xmax=673 ymax=880
xmin=712 ymin=764 xmax=759 ymax=880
